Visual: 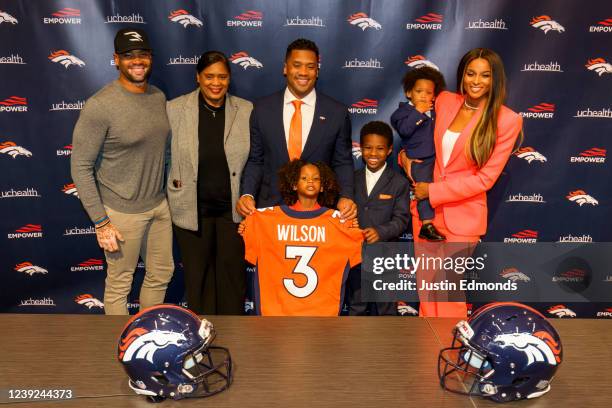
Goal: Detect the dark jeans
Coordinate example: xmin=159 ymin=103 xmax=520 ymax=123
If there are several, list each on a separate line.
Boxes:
xmin=174 ymin=211 xmax=246 ymax=315
xmin=411 ymin=155 xmax=435 ymax=221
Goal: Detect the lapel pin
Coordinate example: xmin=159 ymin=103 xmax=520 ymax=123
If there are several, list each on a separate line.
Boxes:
xmin=319 ymin=116 xmax=326 ymax=121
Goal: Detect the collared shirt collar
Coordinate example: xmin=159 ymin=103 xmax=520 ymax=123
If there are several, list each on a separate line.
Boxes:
xmin=284 ymin=87 xmax=316 ymax=107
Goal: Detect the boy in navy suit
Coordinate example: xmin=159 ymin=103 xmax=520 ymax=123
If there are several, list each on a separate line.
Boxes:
xmin=346 ymin=121 xmax=410 ymax=315
xmin=390 ymin=66 xmax=446 ymax=241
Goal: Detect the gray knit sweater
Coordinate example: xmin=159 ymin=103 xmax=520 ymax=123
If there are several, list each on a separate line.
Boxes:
xmin=71 ymin=80 xmax=170 ymax=222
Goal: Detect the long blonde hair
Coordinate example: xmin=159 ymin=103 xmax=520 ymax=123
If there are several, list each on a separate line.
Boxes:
xmin=457 ymin=48 xmax=521 ymax=168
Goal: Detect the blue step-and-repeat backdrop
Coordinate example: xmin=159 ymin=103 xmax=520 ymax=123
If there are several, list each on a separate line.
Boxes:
xmin=1 ymin=0 xmax=610 ymax=316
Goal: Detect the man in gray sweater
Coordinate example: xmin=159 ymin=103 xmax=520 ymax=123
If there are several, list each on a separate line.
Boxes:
xmin=71 ymin=28 xmax=174 ymax=315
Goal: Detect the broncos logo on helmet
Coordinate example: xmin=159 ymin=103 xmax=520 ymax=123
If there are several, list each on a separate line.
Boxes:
xmin=120 ymin=329 xmax=187 ymax=363
xmin=347 ymin=13 xmax=382 ymax=31
xmin=494 ymin=331 xmax=560 ymax=366
xmin=0 ymin=141 xmax=32 ymax=158
xmin=48 ymin=50 xmax=85 ymax=68
xmin=530 ymin=16 xmax=565 ymax=33
xmin=586 ymin=58 xmax=612 ymax=76
xmin=168 ymin=10 xmax=203 ymax=28
xmin=0 ymin=11 xmax=18 ymax=24
xmin=229 ymin=52 xmax=263 ymax=69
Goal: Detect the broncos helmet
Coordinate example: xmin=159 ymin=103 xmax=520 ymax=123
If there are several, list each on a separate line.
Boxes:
xmin=118 ymin=305 xmax=232 ymax=402
xmin=438 ymin=302 xmax=562 ymax=402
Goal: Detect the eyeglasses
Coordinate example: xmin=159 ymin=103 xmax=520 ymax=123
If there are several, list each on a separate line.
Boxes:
xmin=119 ymin=51 xmax=152 ymax=60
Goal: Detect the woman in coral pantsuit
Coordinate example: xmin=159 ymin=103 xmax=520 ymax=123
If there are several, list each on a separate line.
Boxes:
xmin=400 ymin=48 xmax=523 ymax=317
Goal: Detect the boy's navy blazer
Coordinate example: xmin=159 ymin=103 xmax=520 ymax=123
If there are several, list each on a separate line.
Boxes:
xmin=241 ymin=90 xmax=353 ymax=207
xmin=354 ymin=165 xmax=410 ymax=241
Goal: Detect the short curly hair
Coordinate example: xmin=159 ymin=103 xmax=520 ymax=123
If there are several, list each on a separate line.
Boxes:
xmin=278 ymin=160 xmax=339 ymax=208
xmin=402 ymin=66 xmax=446 ymax=95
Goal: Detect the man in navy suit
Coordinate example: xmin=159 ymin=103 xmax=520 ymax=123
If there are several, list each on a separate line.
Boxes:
xmin=237 ymin=38 xmax=356 ymax=219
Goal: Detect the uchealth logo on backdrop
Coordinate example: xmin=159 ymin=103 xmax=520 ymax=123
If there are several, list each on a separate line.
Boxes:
xmin=530 ymin=15 xmax=564 ymax=34
xmin=105 ymin=12 xmax=146 ymax=24
xmin=520 ymin=103 xmax=555 ymax=119
xmin=465 ymin=17 xmax=507 ymax=30
xmin=596 ymin=307 xmax=612 ymax=318
xmin=513 ymin=147 xmax=547 ymax=163
xmin=404 ymin=55 xmax=440 ymax=71
xmin=558 ymin=233 xmax=593 ymax=243
xmin=56 ymin=144 xmax=72 ymax=156
xmin=48 ymin=50 xmax=85 ymax=69
xmin=566 ymin=190 xmax=599 ymax=206
xmin=64 ymin=225 xmax=95 ymax=236
xmin=19 ymin=297 xmax=56 ymax=307
xmin=1 ymin=187 xmax=40 ymax=199
xmin=348 ymin=99 xmax=378 ymax=115
xmin=43 ymin=8 xmax=81 ymax=24
xmin=505 ymin=192 xmax=545 ymax=203
xmin=227 ymin=10 xmax=263 ymax=27
xmin=351 ymin=142 xmax=362 ymax=159
xmin=168 ymin=10 xmax=203 ymax=28
xmin=50 ymin=100 xmax=84 ymax=111
xmin=62 ymin=183 xmax=79 ymax=198
xmin=406 ymin=13 xmax=443 ymax=30
xmin=570 ymin=147 xmax=606 ymax=164
xmin=15 ymin=262 xmax=48 ymax=276
xmin=0 ymin=141 xmax=32 ymax=158
xmin=0 ymin=54 xmax=25 ymax=64
xmin=504 ymin=229 xmax=538 ymax=243
xmin=75 ymin=294 xmax=104 ymax=309
xmin=521 ymin=60 xmax=562 ymax=72
xmin=0 ymin=96 xmax=28 ymax=112
xmin=284 ymin=15 xmax=325 ymax=28
xmin=343 ymin=58 xmax=383 ymax=69
xmin=167 ymin=54 xmax=199 ymax=65
xmin=0 ymin=10 xmax=18 ymax=24
xmin=347 ymin=13 xmax=381 ymax=31
xmin=589 ymin=18 xmax=612 ymax=33
xmin=547 ymin=305 xmax=576 ymax=318
xmin=71 ymin=258 xmax=104 ymax=272
xmin=500 ymin=267 xmax=530 ymax=282
xmin=574 ymin=107 xmax=612 ymax=119
xmin=585 ymin=58 xmax=612 ymax=76
xmin=229 ymin=52 xmax=263 ymax=69
xmin=8 ymin=224 xmax=43 ymax=239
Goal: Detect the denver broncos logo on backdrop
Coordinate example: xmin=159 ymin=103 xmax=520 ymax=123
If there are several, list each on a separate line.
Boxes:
xmin=229 ymin=52 xmax=263 ymax=69
xmin=500 ymin=267 xmax=531 ymax=282
xmin=547 ymin=304 xmax=577 ymax=318
xmin=397 ymin=302 xmax=418 ymax=316
xmin=585 ymin=58 xmax=612 ymax=76
xmin=48 ymin=50 xmax=85 ymax=68
xmin=0 ymin=10 xmax=18 ymax=24
xmin=74 ymin=294 xmax=104 ymax=309
xmin=404 ymin=55 xmax=440 ymax=70
xmin=566 ymin=190 xmax=598 ymax=206
xmin=62 ymin=183 xmax=79 ymax=197
xmin=351 ymin=142 xmax=362 ymax=159
xmin=347 ymin=13 xmax=382 ymax=31
xmin=0 ymin=141 xmax=32 ymax=158
xmin=168 ymin=10 xmax=203 ymax=27
xmin=119 ymin=328 xmax=187 ymax=363
xmin=530 ymin=16 xmax=565 ymax=33
xmin=514 ymin=147 xmax=547 ymax=163
xmin=494 ymin=332 xmax=560 ymax=366
xmin=14 ymin=262 xmax=48 ymax=275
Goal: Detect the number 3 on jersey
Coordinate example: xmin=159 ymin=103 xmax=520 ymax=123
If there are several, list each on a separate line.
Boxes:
xmin=284 ymin=246 xmax=318 ymax=298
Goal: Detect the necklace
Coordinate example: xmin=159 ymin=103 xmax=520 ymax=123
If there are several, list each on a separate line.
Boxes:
xmin=463 ymin=99 xmax=479 ymax=110
xmin=202 ymin=102 xmax=221 ymax=117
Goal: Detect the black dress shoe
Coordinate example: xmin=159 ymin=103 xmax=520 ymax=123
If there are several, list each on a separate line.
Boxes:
xmin=419 ymin=223 xmax=446 ymax=242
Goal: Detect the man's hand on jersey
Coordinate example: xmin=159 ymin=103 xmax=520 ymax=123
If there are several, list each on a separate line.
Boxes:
xmin=363 ymin=227 xmax=380 ymax=244
xmin=96 ymin=222 xmax=124 ymax=252
xmin=337 ymin=197 xmax=357 ymax=220
xmin=237 ymin=220 xmax=247 ymax=236
xmin=237 ymin=195 xmax=256 ymax=217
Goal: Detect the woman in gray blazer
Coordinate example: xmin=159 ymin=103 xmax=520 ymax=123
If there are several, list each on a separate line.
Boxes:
xmin=166 ymin=51 xmax=252 ymax=315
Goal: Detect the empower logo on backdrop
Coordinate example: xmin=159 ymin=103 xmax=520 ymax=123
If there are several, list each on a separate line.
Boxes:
xmin=530 ymin=16 xmax=564 ymax=33
xmin=44 ymin=8 xmax=81 ymax=24
xmin=56 ymin=144 xmax=72 ymax=157
xmin=48 ymin=50 xmax=85 ymax=69
xmin=71 ymin=259 xmax=104 ymax=272
xmin=404 ymin=55 xmax=439 ymax=70
xmin=0 ymin=141 xmax=32 ymax=158
xmin=520 ymin=103 xmax=555 ymax=119
xmin=348 ymin=99 xmax=378 ymax=115
xmin=229 ymin=52 xmax=263 ymax=69
xmin=227 ymin=10 xmax=262 ymax=27
xmin=0 ymin=96 xmax=27 ymax=112
xmin=168 ymin=10 xmax=203 ymax=28
xmin=504 ymin=230 xmax=538 ymax=243
xmin=406 ymin=13 xmax=442 ymax=30
xmin=589 ymin=18 xmax=612 ymax=32
xmin=570 ymin=147 xmax=606 ymax=164
xmin=8 ymin=224 xmax=43 ymax=239
xmin=347 ymin=13 xmax=381 ymax=31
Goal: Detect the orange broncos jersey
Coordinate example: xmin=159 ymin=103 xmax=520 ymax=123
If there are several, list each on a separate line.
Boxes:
xmin=243 ymin=205 xmax=363 ymax=316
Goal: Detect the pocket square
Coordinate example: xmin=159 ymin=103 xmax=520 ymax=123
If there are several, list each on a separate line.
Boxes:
xmin=378 ymin=193 xmax=393 ymax=200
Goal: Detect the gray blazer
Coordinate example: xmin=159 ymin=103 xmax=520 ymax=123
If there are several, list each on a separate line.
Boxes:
xmin=166 ymin=90 xmax=252 ymax=229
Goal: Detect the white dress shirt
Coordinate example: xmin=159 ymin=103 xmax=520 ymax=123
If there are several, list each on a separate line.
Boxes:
xmin=442 ymin=129 xmax=461 ymax=167
xmin=365 ymin=163 xmax=387 ymax=196
xmin=283 ymin=87 xmax=316 ymax=150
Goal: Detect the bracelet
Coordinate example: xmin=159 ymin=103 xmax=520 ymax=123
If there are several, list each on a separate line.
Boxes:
xmin=95 ymin=220 xmax=110 ymax=229
xmin=94 ymin=215 xmax=109 ymax=225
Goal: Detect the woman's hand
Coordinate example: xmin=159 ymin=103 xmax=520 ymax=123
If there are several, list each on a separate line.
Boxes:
xmin=398 ymin=151 xmax=422 ymax=184
xmin=237 ymin=220 xmax=247 ymax=236
xmin=414 ymin=182 xmax=430 ymax=201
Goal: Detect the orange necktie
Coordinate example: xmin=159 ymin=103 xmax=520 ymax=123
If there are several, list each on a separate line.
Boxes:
xmin=288 ymin=100 xmax=303 ymax=160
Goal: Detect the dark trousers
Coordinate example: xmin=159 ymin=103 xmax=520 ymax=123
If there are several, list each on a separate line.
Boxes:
xmin=411 ymin=155 xmax=435 ymax=221
xmin=173 ymin=211 xmax=246 ymax=315
xmin=345 ymin=266 xmax=397 ymax=316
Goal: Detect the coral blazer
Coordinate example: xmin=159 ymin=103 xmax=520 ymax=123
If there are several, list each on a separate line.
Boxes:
xmin=427 ymin=91 xmax=522 ymax=237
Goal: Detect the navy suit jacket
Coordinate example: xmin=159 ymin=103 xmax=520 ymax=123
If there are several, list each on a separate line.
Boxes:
xmin=355 ymin=165 xmax=411 ymax=241
xmin=241 ymin=90 xmax=354 ymax=207
xmin=390 ymin=102 xmax=435 ymax=159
